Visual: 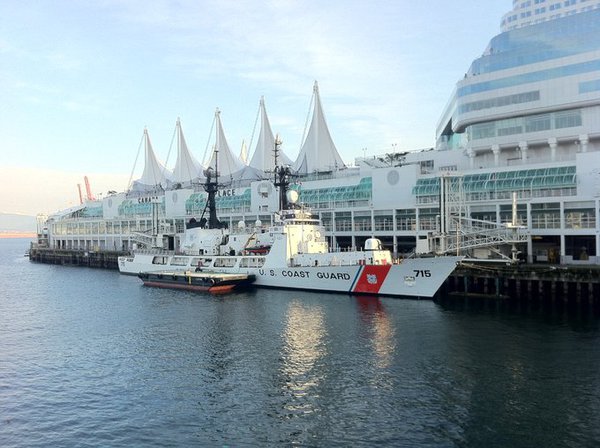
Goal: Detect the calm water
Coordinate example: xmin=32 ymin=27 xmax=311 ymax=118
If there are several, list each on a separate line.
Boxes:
xmin=1 ymin=238 xmax=599 ymax=447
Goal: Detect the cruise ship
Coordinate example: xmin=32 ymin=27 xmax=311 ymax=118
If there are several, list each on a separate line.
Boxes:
xmin=41 ymin=1 xmax=600 ymax=265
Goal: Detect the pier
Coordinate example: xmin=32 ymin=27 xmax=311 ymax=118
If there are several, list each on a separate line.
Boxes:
xmin=441 ymin=262 xmax=600 ymax=306
xmin=29 ymin=247 xmax=128 ymax=269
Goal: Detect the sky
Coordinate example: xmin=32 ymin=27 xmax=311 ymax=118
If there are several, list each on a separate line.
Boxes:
xmin=0 ymin=0 xmax=509 ymax=215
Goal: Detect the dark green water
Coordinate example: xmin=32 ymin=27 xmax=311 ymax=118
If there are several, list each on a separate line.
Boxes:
xmin=1 ymin=238 xmax=599 ymax=447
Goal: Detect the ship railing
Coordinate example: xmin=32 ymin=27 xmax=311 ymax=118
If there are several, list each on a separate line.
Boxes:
xmin=131 ymin=248 xmax=177 ymax=255
xmin=439 ymin=227 xmax=528 ymax=254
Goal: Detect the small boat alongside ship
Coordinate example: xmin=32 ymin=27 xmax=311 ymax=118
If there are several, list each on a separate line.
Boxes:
xmin=138 ymin=270 xmax=256 ymax=294
xmin=122 ymin=160 xmax=463 ymax=298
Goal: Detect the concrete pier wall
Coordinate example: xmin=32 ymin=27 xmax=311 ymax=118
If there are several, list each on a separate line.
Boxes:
xmin=29 ymin=247 xmax=128 ymax=270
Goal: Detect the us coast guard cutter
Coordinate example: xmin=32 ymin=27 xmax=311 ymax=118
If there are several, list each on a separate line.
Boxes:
xmin=119 ymin=162 xmax=462 ymax=298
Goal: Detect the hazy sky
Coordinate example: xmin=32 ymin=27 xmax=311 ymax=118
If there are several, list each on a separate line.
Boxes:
xmin=0 ymin=0 xmax=509 ymax=215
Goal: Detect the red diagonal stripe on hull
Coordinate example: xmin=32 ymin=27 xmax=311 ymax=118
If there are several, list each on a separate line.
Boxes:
xmin=352 ymin=265 xmax=392 ymax=294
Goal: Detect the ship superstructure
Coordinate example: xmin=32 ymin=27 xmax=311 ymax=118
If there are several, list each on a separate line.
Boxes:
xmin=44 ymin=2 xmax=600 ymax=265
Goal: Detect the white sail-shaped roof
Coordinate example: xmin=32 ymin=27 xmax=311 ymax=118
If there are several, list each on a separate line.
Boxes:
xmin=171 ymin=118 xmax=203 ymax=186
xmin=206 ymin=109 xmax=246 ymax=182
xmin=292 ymin=81 xmax=346 ymax=174
xmin=132 ymin=128 xmax=172 ymax=191
xmin=239 ymin=139 xmax=249 ymax=165
xmin=249 ymin=97 xmax=292 ymax=173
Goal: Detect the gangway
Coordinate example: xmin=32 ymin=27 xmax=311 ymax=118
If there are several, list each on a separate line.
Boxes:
xmin=428 ymin=175 xmax=528 ymax=262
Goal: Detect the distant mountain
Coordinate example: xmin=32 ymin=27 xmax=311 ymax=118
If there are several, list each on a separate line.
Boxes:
xmin=0 ymin=213 xmax=37 ymax=233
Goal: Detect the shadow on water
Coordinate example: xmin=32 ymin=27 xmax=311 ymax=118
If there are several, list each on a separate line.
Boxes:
xmin=435 ymin=292 xmax=600 ymax=332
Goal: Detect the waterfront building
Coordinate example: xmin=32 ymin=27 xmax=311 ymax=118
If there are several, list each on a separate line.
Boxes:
xmin=45 ymin=2 xmax=600 ymax=264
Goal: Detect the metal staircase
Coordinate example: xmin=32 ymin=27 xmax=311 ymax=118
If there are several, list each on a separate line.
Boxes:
xmin=431 ymin=175 xmax=528 ymax=261
xmin=130 ymin=230 xmax=155 ymax=248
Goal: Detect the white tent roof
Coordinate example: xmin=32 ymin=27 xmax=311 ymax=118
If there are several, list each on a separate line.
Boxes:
xmin=206 ymin=109 xmax=246 ymax=182
xmin=133 ymin=128 xmax=172 ymax=190
xmin=239 ymin=139 xmax=249 ymax=165
xmin=171 ymin=118 xmax=203 ymax=186
xmin=292 ymin=81 xmax=346 ymax=174
xmin=249 ymin=97 xmax=292 ymax=173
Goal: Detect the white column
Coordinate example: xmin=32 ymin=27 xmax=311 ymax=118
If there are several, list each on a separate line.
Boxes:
xmin=468 ymin=148 xmax=475 ymax=169
xmin=579 ymin=134 xmax=589 ymax=153
xmin=519 ymin=141 xmax=528 ymax=163
xmin=548 ymin=137 xmax=557 ymax=162
xmin=492 ymin=144 xmax=500 ymax=166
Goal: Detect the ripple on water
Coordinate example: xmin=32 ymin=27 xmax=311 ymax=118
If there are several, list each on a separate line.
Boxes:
xmin=1 ymin=239 xmax=600 ymax=446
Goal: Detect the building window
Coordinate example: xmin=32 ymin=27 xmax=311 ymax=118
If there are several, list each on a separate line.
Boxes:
xmin=525 ymin=114 xmax=551 ymax=132
xmin=554 ymin=110 xmax=582 ymax=128
xmin=439 ymin=165 xmax=458 ymax=172
xmin=579 ymin=79 xmax=600 ymax=93
xmin=420 ymin=160 xmax=434 ymax=174
xmin=396 ymin=209 xmax=416 ymax=231
xmin=471 ymin=124 xmax=496 ymax=140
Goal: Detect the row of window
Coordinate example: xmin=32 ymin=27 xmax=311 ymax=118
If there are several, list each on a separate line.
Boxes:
xmin=506 ymin=4 xmax=600 ymax=29
xmin=458 ymin=91 xmax=539 ymax=114
xmin=507 ymin=0 xmax=591 ymax=21
xmin=468 ymin=109 xmax=582 ymax=140
xmin=52 ymin=205 xmax=600 ymax=240
xmin=515 ymin=0 xmax=592 ymax=12
xmin=460 ymin=58 xmax=600 ymax=97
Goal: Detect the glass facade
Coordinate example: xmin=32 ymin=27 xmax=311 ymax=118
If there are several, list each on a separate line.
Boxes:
xmin=118 ymin=199 xmax=165 ymax=217
xmin=413 ymin=166 xmax=577 ymax=203
xmin=186 ymin=189 xmax=252 ymax=215
xmin=298 ymin=177 xmax=372 ymax=209
xmin=80 ymin=206 xmax=103 ymax=218
xmin=460 ymin=59 xmax=600 ymax=97
xmin=468 ymin=9 xmax=600 ymax=78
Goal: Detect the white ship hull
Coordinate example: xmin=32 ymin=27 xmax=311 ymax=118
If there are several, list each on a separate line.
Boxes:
xmin=119 ymin=253 xmax=461 ymax=298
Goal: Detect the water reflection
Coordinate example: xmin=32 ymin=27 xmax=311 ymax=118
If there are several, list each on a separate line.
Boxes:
xmin=436 ymin=293 xmax=600 ymax=332
xmin=279 ymin=300 xmax=327 ymax=416
xmin=355 ymin=296 xmax=395 ymax=370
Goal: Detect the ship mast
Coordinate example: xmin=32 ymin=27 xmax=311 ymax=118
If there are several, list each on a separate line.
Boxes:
xmin=272 ymin=135 xmax=292 ymax=211
xmin=200 ymin=148 xmax=222 ymax=229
